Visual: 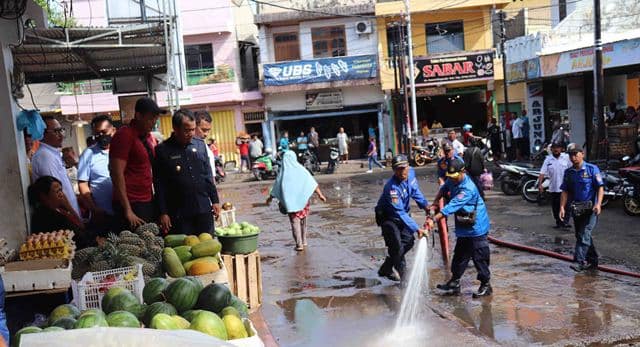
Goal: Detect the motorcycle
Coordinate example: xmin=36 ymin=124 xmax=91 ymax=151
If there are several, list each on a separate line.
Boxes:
xmin=252 ymin=152 xmax=280 ymax=181
xmin=326 ymin=146 xmax=340 ymax=174
xmin=619 ymin=165 xmax=640 ymax=216
xmin=214 ymin=157 xmax=225 ymax=184
xmin=521 ymin=170 xmax=548 ymax=203
xmin=496 ymin=161 xmax=537 ymax=196
xmin=298 ymin=149 xmax=320 ymax=174
xmin=478 ymin=137 xmax=493 ymax=163
xmin=531 ymin=142 xmax=550 ymax=163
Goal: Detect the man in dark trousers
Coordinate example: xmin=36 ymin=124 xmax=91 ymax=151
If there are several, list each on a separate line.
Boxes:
xmin=375 ymin=155 xmax=429 ymax=281
xmin=154 ymin=109 xmax=220 ymax=235
xmin=428 ymin=158 xmax=492 ymax=298
xmin=463 ymin=138 xmax=486 ymax=199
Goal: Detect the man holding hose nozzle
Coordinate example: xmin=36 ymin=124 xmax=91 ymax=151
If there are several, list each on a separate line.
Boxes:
xmin=375 ymin=155 xmax=430 ymax=282
xmin=426 ymin=158 xmax=492 ymax=298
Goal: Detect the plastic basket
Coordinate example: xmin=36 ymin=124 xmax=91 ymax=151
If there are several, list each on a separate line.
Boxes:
xmin=71 ymin=264 xmax=144 ymax=310
xmin=219 ymin=208 xmax=236 ymax=228
xmin=217 ymin=234 xmax=258 ymax=255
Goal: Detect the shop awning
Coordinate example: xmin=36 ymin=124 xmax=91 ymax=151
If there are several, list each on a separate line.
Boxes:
xmin=270 ymin=108 xmax=379 ymax=121
xmin=12 ymin=24 xmax=167 ymax=84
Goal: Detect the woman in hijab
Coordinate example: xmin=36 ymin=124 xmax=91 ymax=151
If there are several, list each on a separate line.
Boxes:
xmin=267 ymin=151 xmax=326 ymax=251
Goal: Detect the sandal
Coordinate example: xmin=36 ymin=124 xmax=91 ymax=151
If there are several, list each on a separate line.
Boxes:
xmin=295 ymin=246 xmax=304 ymax=251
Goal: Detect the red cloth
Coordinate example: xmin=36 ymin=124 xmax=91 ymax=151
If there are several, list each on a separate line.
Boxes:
xmin=109 ymin=120 xmax=157 ymax=203
xmin=238 ymin=142 xmax=249 ymax=156
xmin=289 ymin=202 xmax=311 ymax=220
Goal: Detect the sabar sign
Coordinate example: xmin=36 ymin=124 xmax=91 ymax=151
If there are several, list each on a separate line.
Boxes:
xmin=415 ymin=51 xmax=494 ymax=85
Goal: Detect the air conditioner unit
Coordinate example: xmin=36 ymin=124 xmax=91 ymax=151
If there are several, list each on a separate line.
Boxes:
xmin=355 ymin=21 xmax=372 ymax=35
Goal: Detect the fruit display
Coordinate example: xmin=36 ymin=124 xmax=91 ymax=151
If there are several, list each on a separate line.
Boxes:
xmin=161 ymin=233 xmax=223 ymax=277
xmin=72 ymin=223 xmax=164 ymax=280
xmin=19 ymin=230 xmax=75 ymax=261
xmin=215 ymin=222 xmax=260 ymax=237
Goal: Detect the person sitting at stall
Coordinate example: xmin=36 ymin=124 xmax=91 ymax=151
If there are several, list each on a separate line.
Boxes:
xmin=28 ymin=176 xmax=87 ymax=247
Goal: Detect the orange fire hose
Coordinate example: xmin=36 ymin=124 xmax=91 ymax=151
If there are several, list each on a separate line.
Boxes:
xmin=437 ymin=199 xmax=450 ymax=266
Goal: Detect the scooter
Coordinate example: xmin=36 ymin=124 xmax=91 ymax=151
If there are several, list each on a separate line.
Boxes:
xmin=619 ymin=164 xmax=640 ymax=216
xmin=252 ymin=151 xmax=279 ymax=181
xmin=298 ymin=149 xmax=319 ymax=174
xmin=326 ymin=146 xmax=340 ymax=174
xmin=496 ymin=161 xmax=537 ymax=195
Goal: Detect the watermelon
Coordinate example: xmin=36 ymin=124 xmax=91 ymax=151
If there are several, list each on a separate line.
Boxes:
xmin=79 ymin=309 xmax=106 ymax=319
xmin=130 ymin=303 xmax=147 ymax=320
xmin=150 ymin=313 xmax=180 ymax=330
xmin=143 ymin=278 xmax=169 ymax=304
xmin=143 ymin=302 xmax=177 ymax=326
xmin=195 ymin=283 xmax=231 ymax=314
xmin=42 ymin=326 xmax=65 ymax=333
xmin=185 ymin=276 xmax=204 ymax=292
xmin=172 ymin=315 xmax=191 ymax=329
xmin=103 ymin=291 xmax=140 ymax=314
xmin=50 ymin=317 xmax=76 ymax=330
xmin=229 ymin=296 xmax=249 ymax=318
xmin=74 ymin=313 xmax=109 ymax=329
xmin=181 ymin=309 xmax=204 ymax=322
xmin=220 ymin=306 xmax=241 ymax=319
xmin=47 ymin=304 xmax=81 ymax=326
xmin=101 ymin=287 xmax=129 ymax=312
xmin=106 ymin=311 xmax=141 ymax=328
xmin=189 ymin=310 xmax=228 ymax=340
xmin=164 ymin=278 xmax=199 ymax=313
xmin=12 ymin=326 xmax=42 ymax=347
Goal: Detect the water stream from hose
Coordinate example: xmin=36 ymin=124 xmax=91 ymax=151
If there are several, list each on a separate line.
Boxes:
xmin=394 ymin=236 xmax=429 ymax=330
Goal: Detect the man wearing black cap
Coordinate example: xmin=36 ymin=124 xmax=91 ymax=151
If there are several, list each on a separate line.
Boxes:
xmin=559 ymin=146 xmax=604 ymax=272
xmin=427 ymin=158 xmax=493 ymax=297
xmin=539 ymin=142 xmax=572 ymax=228
xmin=437 ymin=142 xmax=463 ymax=186
xmin=110 ymin=97 xmax=164 ymax=230
xmin=375 ymin=155 xmax=429 ymax=281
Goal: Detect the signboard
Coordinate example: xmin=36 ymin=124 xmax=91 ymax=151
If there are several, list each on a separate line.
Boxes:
xmin=416 ymin=86 xmax=446 ymax=97
xmin=306 ymin=91 xmax=343 ymax=111
xmin=414 ymin=50 xmax=494 ymax=85
xmin=541 ymin=37 xmax=640 ymax=77
xmin=263 ymin=54 xmax=377 ymax=86
xmin=527 ymin=83 xmax=545 ymax=154
xmin=526 ymin=58 xmax=541 ymax=80
xmin=506 ymin=61 xmax=526 ymax=82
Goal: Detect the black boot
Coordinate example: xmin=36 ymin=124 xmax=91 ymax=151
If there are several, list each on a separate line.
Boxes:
xmin=473 ymin=282 xmax=493 ymax=298
xmin=436 ymin=279 xmax=460 ymax=295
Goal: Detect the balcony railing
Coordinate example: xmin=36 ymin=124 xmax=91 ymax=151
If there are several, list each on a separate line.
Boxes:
xmin=56 ymin=80 xmax=113 ymax=95
xmin=186 ymin=65 xmax=235 ymax=86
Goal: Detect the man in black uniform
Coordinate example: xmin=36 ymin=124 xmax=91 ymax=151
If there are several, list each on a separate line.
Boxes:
xmin=154 ymin=109 xmax=220 ymax=235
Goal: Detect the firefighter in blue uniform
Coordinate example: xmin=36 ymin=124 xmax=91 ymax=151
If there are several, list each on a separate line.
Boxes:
xmin=427 ymin=158 xmax=493 ymax=297
xmin=559 ymin=145 xmax=604 ymax=272
xmin=375 ymin=155 xmax=429 ymax=281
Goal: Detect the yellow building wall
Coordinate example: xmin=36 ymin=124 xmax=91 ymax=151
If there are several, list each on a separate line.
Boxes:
xmin=159 ymin=115 xmax=172 ymax=140
xmin=210 ymin=110 xmax=239 ymax=164
xmin=628 ymin=78 xmax=639 ymax=109
xmin=501 ymin=0 xmax=553 ymax=34
xmin=495 ymin=81 xmax=526 ymax=105
xmin=377 ymin=9 xmax=494 ymax=91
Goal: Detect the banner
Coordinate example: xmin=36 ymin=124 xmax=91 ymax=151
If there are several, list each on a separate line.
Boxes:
xmin=414 ymin=50 xmax=494 ymax=85
xmin=527 ymin=83 xmax=545 ymax=154
xmin=263 ymin=55 xmax=377 ymax=86
xmin=306 ymin=90 xmax=343 ymax=111
xmin=506 ymin=61 xmax=526 ymax=82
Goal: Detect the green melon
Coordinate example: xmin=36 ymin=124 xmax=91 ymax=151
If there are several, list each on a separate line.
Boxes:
xmin=103 ymin=291 xmax=140 ymax=314
xmin=47 ymin=304 xmax=81 ymax=326
xmin=150 ymin=313 xmax=180 ymax=330
xmin=164 ymin=278 xmax=199 ymax=313
xmin=42 ymin=326 xmax=65 ymax=333
xmin=12 ymin=326 xmax=42 ymax=347
xmin=189 ymin=310 xmax=227 ymax=340
xmin=100 ymin=287 xmax=129 ymax=312
xmin=143 ymin=302 xmax=177 ymax=326
xmin=106 ymin=311 xmax=141 ymax=328
xmin=195 ymin=283 xmax=231 ymax=314
xmin=172 ymin=315 xmax=191 ymax=329
xmin=50 ymin=317 xmax=76 ymax=330
xmin=78 ymin=309 xmax=106 ymax=319
xmin=74 ymin=313 xmax=109 ymax=329
xmin=220 ymin=306 xmax=241 ymax=319
xmin=185 ymin=276 xmax=204 ymax=292
xmin=181 ymin=309 xmax=205 ymax=322
xmin=173 ymin=246 xmax=192 ymax=263
xmin=143 ymin=278 xmax=169 ymax=304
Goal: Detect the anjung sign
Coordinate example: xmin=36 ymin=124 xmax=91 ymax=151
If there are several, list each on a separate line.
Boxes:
xmin=263 ymin=55 xmax=377 ymax=86
xmin=527 ymin=83 xmax=545 ymax=153
xmin=414 ymin=50 xmax=494 ymax=85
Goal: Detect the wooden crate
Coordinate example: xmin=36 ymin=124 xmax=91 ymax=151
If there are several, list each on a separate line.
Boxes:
xmin=222 ymin=251 xmax=262 ymax=311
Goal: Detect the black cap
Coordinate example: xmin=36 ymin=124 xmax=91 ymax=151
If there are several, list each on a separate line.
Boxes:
xmin=391 ymin=155 xmax=409 ymax=169
xmin=442 ymin=143 xmax=453 ymax=152
xmin=135 ymin=97 xmax=164 ymax=115
xmin=568 ymin=145 xmax=583 ymax=154
xmin=446 ymin=158 xmax=465 ymax=176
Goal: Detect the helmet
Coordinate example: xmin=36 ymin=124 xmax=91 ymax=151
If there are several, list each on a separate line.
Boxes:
xmin=462 ymin=124 xmax=472 ymax=131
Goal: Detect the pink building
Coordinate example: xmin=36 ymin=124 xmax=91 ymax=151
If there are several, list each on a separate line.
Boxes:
xmin=59 ymin=0 xmax=263 ymax=163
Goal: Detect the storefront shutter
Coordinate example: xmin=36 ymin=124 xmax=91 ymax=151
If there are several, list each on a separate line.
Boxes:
xmin=210 ymin=110 xmax=239 ymax=165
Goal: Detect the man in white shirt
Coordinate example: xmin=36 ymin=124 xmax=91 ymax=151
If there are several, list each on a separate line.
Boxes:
xmin=512 ymin=114 xmax=525 ymax=160
xmin=446 ymin=129 xmax=466 ymax=156
xmin=194 ymin=111 xmax=217 ymax=181
xmin=31 ymin=116 xmax=81 ymax=216
xmin=539 ymin=142 xmax=572 ymax=228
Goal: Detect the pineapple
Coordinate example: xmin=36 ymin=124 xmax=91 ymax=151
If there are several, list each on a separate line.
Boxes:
xmin=119 ymin=230 xmax=136 ymax=238
xmin=119 ymin=236 xmax=145 ymax=248
xmin=118 ymin=244 xmax=143 ymax=257
xmin=75 ymin=247 xmax=97 ymax=263
xmin=135 ymin=223 xmax=160 ymax=236
xmin=141 ymin=260 xmax=157 ymax=277
xmin=90 ymin=260 xmax=111 ymax=272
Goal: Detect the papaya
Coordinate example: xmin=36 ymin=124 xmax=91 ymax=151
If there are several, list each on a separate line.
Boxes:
xmin=198 ymin=233 xmax=213 ymax=242
xmin=191 ymin=239 xmax=222 ymax=258
xmin=183 ymin=256 xmax=218 ymax=272
xmin=164 ymin=234 xmax=187 ymax=247
xmin=184 ymin=235 xmax=200 ymax=246
xmin=187 ymin=259 xmax=220 ymax=276
xmin=162 ymin=247 xmax=186 ymax=277
xmin=173 ymin=245 xmax=192 ymax=263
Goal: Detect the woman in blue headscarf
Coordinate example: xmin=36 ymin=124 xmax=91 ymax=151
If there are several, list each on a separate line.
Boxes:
xmin=267 ymin=151 xmax=326 ymax=251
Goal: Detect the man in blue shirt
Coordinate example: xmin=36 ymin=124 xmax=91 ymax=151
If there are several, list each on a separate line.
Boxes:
xmin=375 ymin=155 xmax=429 ymax=281
xmin=427 ymin=158 xmax=492 ymax=297
xmin=559 ymin=146 xmax=604 ymax=272
xmin=278 ymin=131 xmax=290 ymax=153
xmin=78 ymin=115 xmax=115 ymax=237
xmin=437 ymin=143 xmax=463 ymax=185
xmin=296 ymin=131 xmax=308 ymax=152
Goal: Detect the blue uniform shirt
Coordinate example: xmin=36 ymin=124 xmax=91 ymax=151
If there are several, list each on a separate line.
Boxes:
xmin=440 ymin=175 xmax=490 ymax=237
xmin=77 ymin=145 xmax=113 ymax=215
xmin=376 ymin=168 xmax=428 ymax=233
xmin=437 ymin=154 xmax=463 ymax=179
xmin=279 ymin=137 xmax=290 ymax=151
xmin=560 ymin=162 xmax=604 ymax=204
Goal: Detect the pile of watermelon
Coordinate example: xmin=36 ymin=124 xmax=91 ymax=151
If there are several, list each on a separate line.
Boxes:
xmin=14 ymin=278 xmax=253 ymax=345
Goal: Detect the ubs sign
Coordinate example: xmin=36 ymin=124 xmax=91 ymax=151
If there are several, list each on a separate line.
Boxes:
xmin=414 ymin=50 xmax=494 ymax=86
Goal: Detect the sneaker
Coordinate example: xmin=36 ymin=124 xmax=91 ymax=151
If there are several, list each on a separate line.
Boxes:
xmin=570 ymin=262 xmax=587 ymax=272
xmin=436 ymin=279 xmax=461 ymax=295
xmin=366 ymin=170 xmax=373 ymax=173
xmin=472 ymin=283 xmax=493 ymax=298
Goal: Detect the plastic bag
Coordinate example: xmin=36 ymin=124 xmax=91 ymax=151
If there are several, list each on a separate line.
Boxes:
xmin=16 ymin=110 xmax=46 ymax=141
xmin=480 ymin=170 xmax=494 ymax=191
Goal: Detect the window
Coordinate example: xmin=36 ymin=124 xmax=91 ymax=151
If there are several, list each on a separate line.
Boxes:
xmin=426 ymin=21 xmax=464 ymax=54
xmin=185 ymin=44 xmax=214 ymax=70
xmin=274 ymin=32 xmax=300 ymax=62
xmin=559 ymin=0 xmax=567 ymax=21
xmin=311 ymin=26 xmax=346 ymax=58
xmin=386 ymin=25 xmax=407 ymax=66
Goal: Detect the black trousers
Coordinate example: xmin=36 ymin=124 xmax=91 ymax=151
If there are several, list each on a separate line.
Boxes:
xmin=550 ymin=192 xmax=570 ymax=226
xmin=113 ymin=200 xmax=157 ymax=232
xmin=451 ymin=235 xmax=491 ymax=284
xmin=310 ymin=146 xmax=320 ymax=164
xmin=380 ymin=220 xmax=415 ymax=278
xmin=170 ymin=213 xmax=214 ymax=235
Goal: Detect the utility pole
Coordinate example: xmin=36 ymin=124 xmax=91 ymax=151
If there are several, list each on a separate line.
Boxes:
xmin=404 ymin=0 xmax=418 ymax=139
xmin=499 ymin=11 xmax=510 ymax=118
xmin=593 ymin=0 xmax=606 ymax=159
xmin=399 ymin=15 xmax=410 ymax=154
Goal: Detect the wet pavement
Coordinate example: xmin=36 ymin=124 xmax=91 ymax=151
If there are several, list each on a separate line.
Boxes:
xmin=218 ymin=165 xmax=640 ymax=347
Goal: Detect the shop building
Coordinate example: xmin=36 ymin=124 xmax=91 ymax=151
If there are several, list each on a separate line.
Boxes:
xmin=255 ymin=1 xmax=386 ymax=158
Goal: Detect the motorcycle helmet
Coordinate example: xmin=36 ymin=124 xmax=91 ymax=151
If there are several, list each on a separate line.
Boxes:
xmin=463 ymin=124 xmax=472 ymax=132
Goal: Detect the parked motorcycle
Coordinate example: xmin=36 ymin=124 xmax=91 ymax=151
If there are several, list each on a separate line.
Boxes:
xmin=619 ymin=165 xmax=640 ymax=216
xmin=496 ymin=161 xmax=537 ymax=195
xmin=531 ymin=142 xmax=550 ymax=163
xmin=326 ymin=146 xmax=340 ymax=174
xmin=252 ymin=151 xmax=280 ymax=181
xmin=478 ymin=137 xmax=493 ymax=163
xmin=521 ymin=174 xmax=549 ymax=203
xmin=298 ymin=149 xmax=320 ymax=174
xmin=412 ymin=143 xmax=437 ymax=167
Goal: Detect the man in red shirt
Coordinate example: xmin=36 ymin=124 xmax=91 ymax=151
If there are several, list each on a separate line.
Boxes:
xmin=237 ymin=135 xmax=250 ymax=172
xmin=110 ymin=97 xmax=163 ymax=230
